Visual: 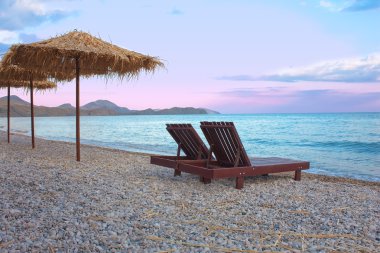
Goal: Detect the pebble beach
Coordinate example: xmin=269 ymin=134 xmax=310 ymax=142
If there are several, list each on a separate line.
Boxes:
xmin=0 ymin=132 xmax=379 ymax=252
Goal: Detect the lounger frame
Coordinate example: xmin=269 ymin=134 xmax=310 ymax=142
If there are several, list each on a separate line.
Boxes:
xmin=177 ymin=158 xmax=309 ymax=189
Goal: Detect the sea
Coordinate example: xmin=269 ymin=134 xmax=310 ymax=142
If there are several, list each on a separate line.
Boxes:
xmin=1 ymin=113 xmax=379 ymax=182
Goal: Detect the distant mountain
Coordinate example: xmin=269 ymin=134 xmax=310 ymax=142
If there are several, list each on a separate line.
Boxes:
xmin=7 ymin=95 xmax=30 ymax=106
xmin=0 ymin=96 xmax=220 ymax=117
xmin=82 ymin=100 xmax=130 ymax=115
xmin=57 ymin=103 xmax=75 ymax=109
xmin=202 ymin=108 xmax=220 ymax=114
xmin=153 ymin=107 xmax=211 ymax=115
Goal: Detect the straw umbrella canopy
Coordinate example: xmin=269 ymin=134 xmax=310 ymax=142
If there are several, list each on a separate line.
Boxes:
xmin=0 ymin=64 xmax=57 ymax=148
xmin=2 ymin=30 xmax=164 ymax=161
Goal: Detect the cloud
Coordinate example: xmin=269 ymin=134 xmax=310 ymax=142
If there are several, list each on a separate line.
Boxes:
xmin=260 ymin=53 xmax=380 ymax=83
xmin=319 ymin=0 xmax=336 ymax=10
xmin=285 ymin=89 xmax=380 ymax=112
xmin=0 ymin=32 xmax=41 ymax=56
xmin=342 ymin=0 xmax=380 ymax=12
xmin=319 ymin=0 xmax=380 ymax=12
xmin=216 ymin=75 xmax=256 ymax=81
xmin=218 ymin=88 xmax=261 ymax=98
xmin=0 ymin=0 xmax=77 ymax=31
xmin=0 ymin=30 xmax=19 ymax=44
xmin=215 ymin=87 xmax=380 ymax=113
xmin=217 ymin=53 xmax=380 ymax=83
xmin=219 ymin=88 xmax=332 ymax=100
xmin=170 ymin=8 xmax=184 ymax=15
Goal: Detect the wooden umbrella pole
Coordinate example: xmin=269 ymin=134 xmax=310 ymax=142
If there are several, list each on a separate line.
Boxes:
xmin=76 ymin=57 xmax=80 ymax=161
xmin=7 ymin=84 xmax=10 ymax=143
xmin=30 ymin=76 xmax=35 ymax=149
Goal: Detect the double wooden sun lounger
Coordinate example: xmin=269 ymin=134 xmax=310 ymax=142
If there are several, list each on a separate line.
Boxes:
xmin=150 ymin=122 xmax=310 ymax=189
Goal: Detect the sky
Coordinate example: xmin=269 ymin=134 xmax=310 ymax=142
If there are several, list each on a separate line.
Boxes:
xmin=0 ymin=0 xmax=379 ymax=113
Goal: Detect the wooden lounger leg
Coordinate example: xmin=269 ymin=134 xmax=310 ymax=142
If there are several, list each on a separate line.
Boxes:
xmin=200 ymin=176 xmax=211 ymax=184
xmin=174 ymin=144 xmax=182 ymax=177
xmin=203 ymin=178 xmax=211 ymax=184
xmin=236 ymin=177 xmax=244 ymax=189
xmin=294 ymin=170 xmax=301 ymax=181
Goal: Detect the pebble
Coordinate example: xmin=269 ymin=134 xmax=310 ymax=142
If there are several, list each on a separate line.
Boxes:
xmin=0 ymin=132 xmax=379 ymax=252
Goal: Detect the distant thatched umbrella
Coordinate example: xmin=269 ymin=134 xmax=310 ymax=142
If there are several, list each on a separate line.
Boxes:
xmin=0 ymin=64 xmax=73 ymax=82
xmin=0 ymin=80 xmax=56 ymax=90
xmin=0 ymin=64 xmax=57 ymax=148
xmin=2 ymin=30 xmax=164 ymax=161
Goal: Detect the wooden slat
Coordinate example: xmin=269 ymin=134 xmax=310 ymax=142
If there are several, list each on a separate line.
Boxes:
xmin=201 ymin=122 xmax=230 ymax=166
xmin=213 ymin=122 xmax=231 ymax=164
xmin=221 ymin=122 xmax=239 ymax=165
xmin=166 ymin=123 xmax=209 ymax=159
xmin=167 ymin=125 xmax=190 ymax=157
xmin=212 ymin=122 xmax=232 ymax=165
xmin=200 ymin=121 xmax=251 ymax=167
xmin=177 ymin=128 xmax=196 ymax=157
xmin=185 ymin=124 xmax=209 ymax=159
xmin=217 ymin=122 xmax=235 ymax=165
xmin=228 ymin=122 xmax=251 ymax=166
xmin=168 ymin=124 xmax=195 ymax=158
xmin=224 ymin=123 xmax=241 ymax=165
xmin=182 ymin=126 xmax=202 ymax=158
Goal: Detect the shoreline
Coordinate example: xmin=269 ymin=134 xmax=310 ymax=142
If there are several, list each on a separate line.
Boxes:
xmin=2 ymin=130 xmax=379 ymax=186
xmin=1 ymin=111 xmax=379 ymax=118
xmin=1 ymin=131 xmax=379 ymax=252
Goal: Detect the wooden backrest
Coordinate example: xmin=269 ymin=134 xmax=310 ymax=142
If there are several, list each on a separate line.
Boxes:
xmin=200 ymin=122 xmax=251 ymax=167
xmin=166 ymin=123 xmax=209 ymax=159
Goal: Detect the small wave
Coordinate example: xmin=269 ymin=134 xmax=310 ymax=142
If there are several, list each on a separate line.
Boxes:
xmin=80 ymin=138 xmax=174 ymax=155
xmin=246 ymin=139 xmax=380 ymax=154
xmin=308 ymin=168 xmax=380 ymax=182
xmin=13 ymin=130 xmax=29 ymax=134
xmin=246 ymin=138 xmax=282 ymax=146
xmin=297 ymin=140 xmax=380 ymax=154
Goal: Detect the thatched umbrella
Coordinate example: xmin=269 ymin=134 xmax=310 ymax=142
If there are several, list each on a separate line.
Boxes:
xmin=0 ymin=79 xmax=56 ymax=147
xmin=2 ymin=30 xmax=164 ymax=161
xmin=0 ymin=64 xmax=60 ymax=148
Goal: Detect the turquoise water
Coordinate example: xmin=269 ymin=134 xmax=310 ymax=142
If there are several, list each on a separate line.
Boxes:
xmin=1 ymin=113 xmax=379 ymax=182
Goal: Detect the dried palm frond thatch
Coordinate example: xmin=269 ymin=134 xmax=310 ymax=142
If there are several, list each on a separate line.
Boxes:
xmin=2 ymin=30 xmax=164 ymax=80
xmin=0 ymin=64 xmax=47 ymax=81
xmin=0 ymin=63 xmax=74 ymax=82
xmin=0 ymin=79 xmax=57 ymax=91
